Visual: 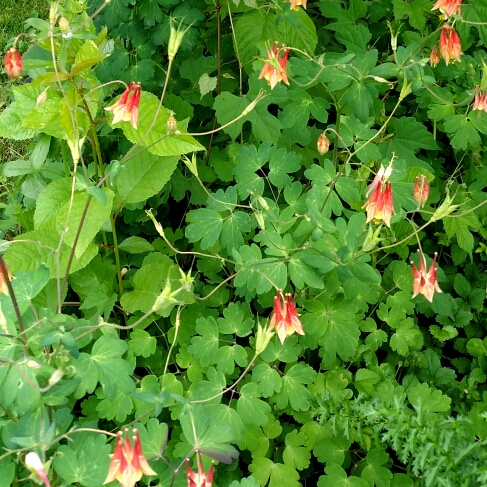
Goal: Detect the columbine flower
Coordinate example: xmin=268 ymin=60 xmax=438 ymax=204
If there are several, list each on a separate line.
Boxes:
xmin=259 ymin=42 xmax=290 ymax=90
xmin=317 ymin=133 xmax=330 ymax=155
xmin=4 ymin=48 xmax=23 ymax=79
xmin=411 ymin=250 xmax=442 ymax=303
xmin=439 ymin=25 xmax=461 ymax=65
xmin=432 ymin=0 xmax=462 ymax=18
xmin=105 ymin=82 xmax=141 ymax=130
xmin=269 ymin=290 xmax=305 ymax=345
xmin=186 ymin=453 xmax=214 ymax=487
xmin=472 ymin=85 xmax=487 ymax=112
xmin=413 ymin=175 xmax=429 ymax=208
xmin=430 ymin=46 xmax=440 ymax=68
xmin=104 ymin=429 xmax=156 ymax=487
xmin=289 ymin=0 xmax=307 ymax=10
xmin=25 ymin=452 xmax=51 ymax=487
xmin=362 ymin=163 xmax=394 ymax=228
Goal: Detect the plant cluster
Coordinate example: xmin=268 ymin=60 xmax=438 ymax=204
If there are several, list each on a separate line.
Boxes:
xmin=1 ymin=0 xmax=487 ymax=486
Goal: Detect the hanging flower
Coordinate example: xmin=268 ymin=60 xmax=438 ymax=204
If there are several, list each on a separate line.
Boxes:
xmin=411 ymin=250 xmax=442 ymax=303
xmin=289 ymin=0 xmax=307 ymax=10
xmin=259 ymin=42 xmax=290 ymax=90
xmin=472 ymin=85 xmax=487 ymax=112
xmin=4 ymin=47 xmax=23 ymax=79
xmin=317 ymin=133 xmax=330 ymax=155
xmin=439 ymin=25 xmax=462 ymax=65
xmin=362 ymin=163 xmax=394 ymax=228
xmin=25 ymin=452 xmax=51 ymax=487
xmin=429 ymin=46 xmax=440 ymax=68
xmin=186 ymin=453 xmax=214 ymax=487
xmin=413 ymin=175 xmax=429 ymax=208
xmin=105 ymin=82 xmax=141 ymax=130
xmin=431 ymin=0 xmax=462 ymax=18
xmin=104 ymin=429 xmax=156 ymax=487
xmin=269 ymin=290 xmax=305 ymax=344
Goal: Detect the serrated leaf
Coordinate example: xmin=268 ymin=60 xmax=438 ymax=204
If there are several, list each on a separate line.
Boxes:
xmin=128 ymin=329 xmax=157 ymax=357
xmin=283 ymin=430 xmax=311 ymax=471
xmin=249 ymin=457 xmax=301 ymax=487
xmin=273 ymin=362 xmax=316 ymax=411
xmin=237 ymin=382 xmax=271 ymax=427
xmin=116 ymin=151 xmax=179 ymax=204
xmin=56 ymin=188 xmax=114 ymax=258
xmin=252 ymin=363 xmax=283 ymax=398
xmin=407 ymin=382 xmax=451 ymax=413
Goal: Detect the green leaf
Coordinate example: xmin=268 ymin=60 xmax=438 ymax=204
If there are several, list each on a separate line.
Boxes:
xmin=392 ymin=0 xmax=430 ymax=32
xmin=355 ymin=369 xmax=381 ymax=395
xmin=118 ymin=91 xmax=205 ymax=156
xmin=273 ymin=362 xmax=316 ymax=411
xmin=407 ymin=382 xmax=451 ymax=413
xmin=179 ymin=403 xmax=239 ymax=463
xmin=318 ymin=463 xmax=369 ymax=487
xmin=96 ymin=389 xmax=133 ymax=422
xmin=444 ymin=213 xmax=480 ymax=254
xmin=55 ymin=188 xmax=114 ymax=258
xmin=390 ymin=320 xmax=423 ymax=356
xmin=116 ymin=151 xmax=179 ymax=204
xmin=74 ymin=334 xmax=135 ymax=401
xmin=283 ymin=430 xmax=311 ymax=471
xmin=249 ymin=457 xmax=301 ymax=487
xmin=252 ymin=363 xmax=283 ymax=398
xmin=361 ymin=449 xmax=393 ymax=487
xmin=444 ymin=115 xmax=481 ymax=150
xmin=268 ymin=148 xmax=302 ymax=189
xmin=189 ymin=317 xmax=220 ymax=367
xmin=54 ymin=434 xmax=111 ymax=487
xmin=5 ymin=230 xmax=98 ymax=278
xmin=234 ymin=11 xmax=265 ymax=65
xmin=0 ymin=458 xmax=15 ymax=487
xmin=229 ymin=477 xmax=260 ymax=487
xmin=128 ymin=329 xmax=157 ymax=357
xmin=217 ymin=302 xmax=255 ymax=337
xmin=237 ymin=382 xmax=272 ymax=427
xmin=186 ymin=209 xmax=223 ymax=249
xmin=199 ymin=73 xmax=218 ymax=98
xmin=119 ymin=236 xmax=155 ymax=254
xmin=34 ymin=178 xmax=72 ymax=230
xmin=288 ymin=253 xmax=324 ymax=289
xmin=213 ymin=344 xmax=248 ymax=375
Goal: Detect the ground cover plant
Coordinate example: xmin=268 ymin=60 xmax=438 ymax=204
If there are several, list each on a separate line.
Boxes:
xmin=1 ymin=0 xmax=487 ymax=486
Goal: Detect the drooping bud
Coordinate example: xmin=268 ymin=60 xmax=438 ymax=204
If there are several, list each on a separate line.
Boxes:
xmin=317 ymin=133 xmax=330 ymax=155
xmin=430 ymin=46 xmax=440 ymax=68
xmin=167 ymin=114 xmax=177 ymax=132
xmin=413 ymin=175 xmax=429 ymax=208
xmin=25 ymin=452 xmax=51 ymax=487
xmin=4 ymin=48 xmax=23 ymax=79
xmin=58 ymin=17 xmax=70 ymax=34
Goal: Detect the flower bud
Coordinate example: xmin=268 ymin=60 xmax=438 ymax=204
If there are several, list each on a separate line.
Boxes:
xmin=317 ymin=133 xmax=330 ymax=155
xmin=430 ymin=46 xmax=440 ymax=68
xmin=25 ymin=452 xmax=51 ymax=487
xmin=167 ymin=114 xmax=177 ymax=132
xmin=168 ymin=19 xmax=191 ymax=62
xmin=36 ymin=91 xmax=48 ymax=107
xmin=48 ymin=369 xmax=63 ymax=386
xmin=413 ymin=175 xmax=429 ymax=207
xmin=58 ymin=17 xmax=70 ymax=33
xmin=4 ymin=48 xmax=23 ymax=79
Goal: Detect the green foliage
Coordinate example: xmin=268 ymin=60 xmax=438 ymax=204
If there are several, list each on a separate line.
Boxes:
xmin=2 ymin=0 xmax=487 ymax=486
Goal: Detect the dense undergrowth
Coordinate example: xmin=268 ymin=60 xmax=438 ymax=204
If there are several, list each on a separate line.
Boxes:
xmin=1 ymin=0 xmax=487 ymax=486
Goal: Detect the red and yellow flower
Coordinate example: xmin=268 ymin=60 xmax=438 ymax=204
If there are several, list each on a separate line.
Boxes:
xmin=269 ymin=290 xmax=305 ymax=344
xmin=186 ymin=453 xmax=214 ymax=487
xmin=411 ymin=250 xmax=442 ymax=303
xmin=472 ymin=85 xmax=487 ymax=112
xmin=439 ymin=25 xmax=461 ymax=65
xmin=431 ymin=0 xmax=462 ymax=18
xmin=259 ymin=42 xmax=290 ymax=90
xmin=4 ymin=48 xmax=22 ymax=79
xmin=105 ymin=82 xmax=141 ymax=130
xmin=104 ymin=429 xmax=156 ymax=487
xmin=362 ymin=164 xmax=394 ymax=228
